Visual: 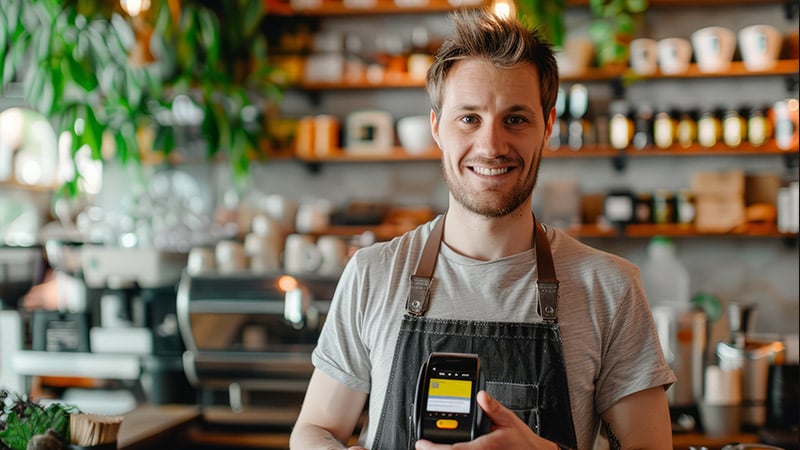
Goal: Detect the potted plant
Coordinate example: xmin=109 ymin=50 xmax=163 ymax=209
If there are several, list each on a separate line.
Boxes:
xmin=0 ymin=0 xmax=285 ymax=197
xmin=588 ymin=0 xmax=649 ymax=69
xmin=0 ymin=389 xmax=75 ymax=450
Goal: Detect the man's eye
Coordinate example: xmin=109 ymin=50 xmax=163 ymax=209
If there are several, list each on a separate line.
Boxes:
xmin=506 ymin=116 xmax=528 ymax=125
xmin=460 ymin=116 xmax=478 ymax=125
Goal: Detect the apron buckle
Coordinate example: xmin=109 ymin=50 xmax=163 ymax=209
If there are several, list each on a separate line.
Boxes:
xmin=538 ymin=280 xmax=559 ymax=323
xmin=406 ymin=275 xmax=433 ymax=316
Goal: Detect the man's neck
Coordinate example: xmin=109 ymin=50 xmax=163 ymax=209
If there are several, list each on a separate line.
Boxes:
xmin=442 ymin=204 xmax=536 ymax=261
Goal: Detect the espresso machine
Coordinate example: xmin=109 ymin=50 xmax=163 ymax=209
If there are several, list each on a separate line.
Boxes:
xmin=176 ymin=271 xmax=337 ymax=428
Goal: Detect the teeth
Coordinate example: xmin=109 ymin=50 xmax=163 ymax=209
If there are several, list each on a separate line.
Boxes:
xmin=473 ymin=167 xmax=509 ymax=176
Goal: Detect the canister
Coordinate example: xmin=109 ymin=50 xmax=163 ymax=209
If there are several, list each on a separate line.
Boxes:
xmin=677 ymin=110 xmax=698 ymax=148
xmin=698 ymin=109 xmax=722 ymax=148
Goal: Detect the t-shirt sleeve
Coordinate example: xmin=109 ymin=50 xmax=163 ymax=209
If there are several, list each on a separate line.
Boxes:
xmin=593 ymin=272 xmax=677 ymax=414
xmin=311 ymin=251 xmax=373 ymax=394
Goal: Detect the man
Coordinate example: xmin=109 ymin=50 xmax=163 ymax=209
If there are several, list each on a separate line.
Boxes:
xmin=290 ymin=8 xmax=675 ymax=450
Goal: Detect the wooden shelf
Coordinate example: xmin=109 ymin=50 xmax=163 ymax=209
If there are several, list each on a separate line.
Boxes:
xmin=566 ymin=223 xmax=797 ymax=239
xmin=561 ymin=60 xmax=799 ymax=83
xmin=543 ymin=141 xmax=800 ymax=159
xmin=0 ymin=179 xmax=58 ymax=192
xmin=267 ymin=0 xmax=488 ymax=16
xmin=567 ymin=0 xmax=789 ymax=6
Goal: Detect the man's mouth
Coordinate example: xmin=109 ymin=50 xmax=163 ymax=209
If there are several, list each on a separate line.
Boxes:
xmin=471 ymin=166 xmax=511 ymax=176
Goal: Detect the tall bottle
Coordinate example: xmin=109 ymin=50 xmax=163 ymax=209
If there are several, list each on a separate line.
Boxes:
xmin=641 ymin=236 xmax=703 ymax=409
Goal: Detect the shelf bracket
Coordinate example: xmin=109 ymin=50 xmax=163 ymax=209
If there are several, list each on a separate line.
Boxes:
xmin=303 ymin=161 xmax=322 ymax=174
xmin=610 ymin=150 xmax=627 ymax=172
xmin=785 ymin=72 xmax=799 ymax=94
xmin=784 ymin=0 xmax=799 ymax=20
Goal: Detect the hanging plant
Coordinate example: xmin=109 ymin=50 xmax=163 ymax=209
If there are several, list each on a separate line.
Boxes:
xmin=588 ymin=0 xmax=649 ymax=68
xmin=516 ymin=0 xmax=566 ymax=49
xmin=0 ymin=0 xmax=285 ymax=196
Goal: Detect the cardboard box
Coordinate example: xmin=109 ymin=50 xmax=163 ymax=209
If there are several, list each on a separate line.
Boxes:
xmin=691 ymin=169 xmax=745 ymax=197
xmin=694 ymin=196 xmax=745 ymax=233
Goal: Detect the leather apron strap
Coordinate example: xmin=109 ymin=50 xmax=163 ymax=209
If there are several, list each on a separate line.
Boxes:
xmin=405 ymin=214 xmax=560 ymax=323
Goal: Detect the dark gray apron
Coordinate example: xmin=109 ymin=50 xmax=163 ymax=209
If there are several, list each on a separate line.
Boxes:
xmin=372 ymin=215 xmax=578 ymax=449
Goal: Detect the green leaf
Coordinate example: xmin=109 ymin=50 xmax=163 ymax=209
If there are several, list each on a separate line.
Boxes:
xmin=196 ymin=8 xmax=220 ymax=66
xmin=202 ymin=101 xmax=220 ymax=156
xmin=82 ymin=106 xmax=103 ymax=159
xmin=152 ymin=124 xmax=175 ymax=155
xmin=242 ymin=0 xmax=264 ymax=38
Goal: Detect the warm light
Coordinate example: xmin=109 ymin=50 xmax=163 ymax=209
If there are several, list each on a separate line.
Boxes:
xmin=278 ymin=275 xmax=299 ymax=292
xmin=120 ymin=0 xmax=151 ymax=17
xmin=492 ymin=0 xmax=516 ymax=20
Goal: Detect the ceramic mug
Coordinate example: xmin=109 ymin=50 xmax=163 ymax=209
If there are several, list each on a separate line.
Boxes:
xmin=396 ymin=115 xmax=434 ymax=155
xmin=629 ymin=38 xmax=659 ymax=76
xmin=692 ymin=26 xmax=736 ymax=73
xmin=657 ymin=38 xmax=693 ymax=75
xmin=244 ymin=232 xmax=281 ymax=273
xmin=316 ymin=235 xmax=348 ymax=277
xmin=187 ymin=246 xmax=215 ymax=275
xmin=283 ymin=234 xmax=322 ymax=274
xmin=739 ymin=24 xmax=782 ymax=71
xmin=295 ymin=200 xmax=332 ymax=234
xmin=215 ymin=239 xmax=247 ymax=273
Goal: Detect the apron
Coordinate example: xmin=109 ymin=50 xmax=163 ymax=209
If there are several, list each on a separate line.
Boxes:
xmin=372 ymin=215 xmax=578 ymax=449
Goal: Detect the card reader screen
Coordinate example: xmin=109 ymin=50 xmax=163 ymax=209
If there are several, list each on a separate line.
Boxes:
xmin=426 ymin=378 xmax=472 ymax=414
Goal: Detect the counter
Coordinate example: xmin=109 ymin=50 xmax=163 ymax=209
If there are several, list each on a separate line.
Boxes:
xmin=117 ymin=404 xmax=200 ymax=450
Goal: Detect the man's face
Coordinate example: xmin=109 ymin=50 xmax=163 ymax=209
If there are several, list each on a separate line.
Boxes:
xmin=431 ymin=59 xmax=554 ymax=218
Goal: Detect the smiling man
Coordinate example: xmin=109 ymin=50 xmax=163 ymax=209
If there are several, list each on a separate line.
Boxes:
xmin=290 ymin=9 xmax=676 ymax=450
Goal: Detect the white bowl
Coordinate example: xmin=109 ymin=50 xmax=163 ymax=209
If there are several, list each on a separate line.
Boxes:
xmin=397 ymin=115 xmax=434 ymax=155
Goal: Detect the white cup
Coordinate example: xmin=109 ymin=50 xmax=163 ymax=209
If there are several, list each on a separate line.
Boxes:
xmin=557 ymin=37 xmax=595 ymax=77
xmin=739 ymin=24 xmax=782 ymax=71
xmin=283 ymin=234 xmax=322 ymax=274
xmin=295 ymin=200 xmax=332 ymax=234
xmin=215 ymin=239 xmax=247 ymax=273
xmin=629 ymin=38 xmax=659 ymax=75
xmin=187 ymin=247 xmax=215 ymax=275
xmin=692 ymin=26 xmax=736 ymax=73
xmin=316 ymin=235 xmax=348 ymax=277
xmin=244 ymin=233 xmax=281 ymax=273
xmin=396 ymin=115 xmax=434 ymax=155
xmin=657 ymin=38 xmax=693 ymax=75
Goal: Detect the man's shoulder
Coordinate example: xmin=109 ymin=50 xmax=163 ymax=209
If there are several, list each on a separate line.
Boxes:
xmin=548 ymin=226 xmax=639 ymax=275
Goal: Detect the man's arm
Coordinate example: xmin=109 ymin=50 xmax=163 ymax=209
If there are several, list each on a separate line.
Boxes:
xmin=290 ymin=369 xmax=368 ymax=450
xmin=601 ymin=386 xmax=673 ymax=449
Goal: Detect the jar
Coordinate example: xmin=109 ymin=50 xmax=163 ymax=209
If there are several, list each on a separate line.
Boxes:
xmin=654 ymin=109 xmax=677 ymax=149
xmin=747 ymin=106 xmax=771 ymax=147
xmin=722 ymin=109 xmax=747 ymax=148
xmin=632 ymin=104 xmax=654 ymax=150
xmin=675 ymin=189 xmax=696 ymax=225
xmin=635 ymin=192 xmax=653 ymax=224
xmin=697 ymin=109 xmax=722 ymax=148
xmin=609 ymin=101 xmax=633 ymax=150
xmin=652 ymin=189 xmax=675 ymax=224
xmin=676 ymin=110 xmax=698 ymax=148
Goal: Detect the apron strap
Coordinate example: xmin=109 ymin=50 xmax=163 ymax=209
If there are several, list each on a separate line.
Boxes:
xmin=406 ymin=214 xmax=445 ymax=316
xmin=406 ymin=214 xmax=560 ymax=323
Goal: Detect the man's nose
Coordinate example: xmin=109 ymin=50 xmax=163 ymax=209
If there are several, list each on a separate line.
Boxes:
xmin=474 ymin=122 xmax=509 ymax=157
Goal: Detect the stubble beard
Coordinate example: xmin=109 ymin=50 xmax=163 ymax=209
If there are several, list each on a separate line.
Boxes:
xmin=443 ymin=138 xmax=544 ymax=218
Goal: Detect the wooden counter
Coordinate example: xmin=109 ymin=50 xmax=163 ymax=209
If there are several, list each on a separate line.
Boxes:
xmin=672 ymin=431 xmax=759 ymax=449
xmin=117 ymin=404 xmax=200 ymax=450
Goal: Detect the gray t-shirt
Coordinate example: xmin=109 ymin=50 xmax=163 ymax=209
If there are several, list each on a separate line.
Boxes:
xmin=312 ymin=216 xmax=676 ymax=449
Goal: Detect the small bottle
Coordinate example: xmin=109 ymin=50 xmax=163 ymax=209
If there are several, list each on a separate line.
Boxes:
xmin=652 ymin=189 xmax=675 ymax=224
xmin=722 ymin=108 xmax=747 ymax=148
xmin=697 ymin=108 xmax=722 ymax=148
xmin=676 ymin=110 xmax=698 ymax=148
xmin=609 ymin=101 xmax=633 ymax=150
xmin=635 ymin=192 xmax=653 ymax=224
xmin=747 ymin=106 xmax=772 ymax=147
xmin=653 ymin=108 xmax=677 ymax=149
xmin=632 ymin=103 xmax=655 ymax=150
xmin=675 ymin=189 xmax=695 ymax=225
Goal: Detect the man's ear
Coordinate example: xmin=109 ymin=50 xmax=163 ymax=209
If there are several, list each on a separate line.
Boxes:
xmin=544 ymin=106 xmax=556 ymax=144
xmin=430 ymin=109 xmax=441 ymax=149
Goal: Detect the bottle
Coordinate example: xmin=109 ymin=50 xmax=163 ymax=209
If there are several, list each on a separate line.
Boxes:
xmin=641 ymin=236 xmax=697 ymax=408
xmin=641 ymin=236 xmax=690 ymax=307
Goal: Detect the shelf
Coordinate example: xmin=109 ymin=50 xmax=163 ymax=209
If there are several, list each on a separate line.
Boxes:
xmin=543 ymin=141 xmax=800 ymax=159
xmin=0 ymin=179 xmax=58 ymax=192
xmin=289 ymin=60 xmax=799 ymax=90
xmin=550 ymin=223 xmax=797 ymax=239
xmin=267 ymin=0 xmax=488 ymax=16
xmin=297 ymin=146 xmax=440 ymax=162
xmin=561 ymin=60 xmax=800 ymax=83
xmin=567 ymin=0 xmax=790 ymax=5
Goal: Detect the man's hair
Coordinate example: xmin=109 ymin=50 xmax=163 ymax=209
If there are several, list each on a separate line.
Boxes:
xmin=426 ymin=8 xmax=559 ymax=120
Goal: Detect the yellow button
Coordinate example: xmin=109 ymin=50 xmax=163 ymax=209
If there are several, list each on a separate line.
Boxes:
xmin=436 ymin=419 xmax=459 ymax=430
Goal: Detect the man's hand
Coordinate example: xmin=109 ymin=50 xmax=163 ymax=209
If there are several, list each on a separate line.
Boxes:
xmin=414 ymin=391 xmax=558 ymax=450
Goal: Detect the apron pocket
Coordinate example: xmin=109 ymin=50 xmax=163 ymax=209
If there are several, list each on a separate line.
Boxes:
xmin=485 ymin=381 xmax=540 ymax=434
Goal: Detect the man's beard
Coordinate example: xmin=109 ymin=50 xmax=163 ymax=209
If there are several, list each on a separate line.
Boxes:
xmin=443 ymin=139 xmax=543 ymax=218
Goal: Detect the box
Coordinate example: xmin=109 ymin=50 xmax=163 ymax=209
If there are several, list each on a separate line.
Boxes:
xmin=694 ymin=196 xmax=745 ymax=233
xmin=691 ymin=169 xmax=744 ymax=197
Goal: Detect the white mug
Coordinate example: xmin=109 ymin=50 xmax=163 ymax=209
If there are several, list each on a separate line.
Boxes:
xmin=215 ymin=239 xmax=247 ymax=273
xmin=692 ymin=26 xmax=736 ymax=73
xmin=657 ymin=38 xmax=693 ymax=75
xmin=244 ymin=233 xmax=281 ymax=273
xmin=295 ymin=200 xmax=332 ymax=234
xmin=316 ymin=235 xmax=348 ymax=277
xmin=629 ymin=38 xmax=658 ymax=76
xmin=187 ymin=247 xmax=215 ymax=275
xmin=739 ymin=25 xmax=782 ymax=71
xmin=283 ymin=234 xmax=322 ymax=274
